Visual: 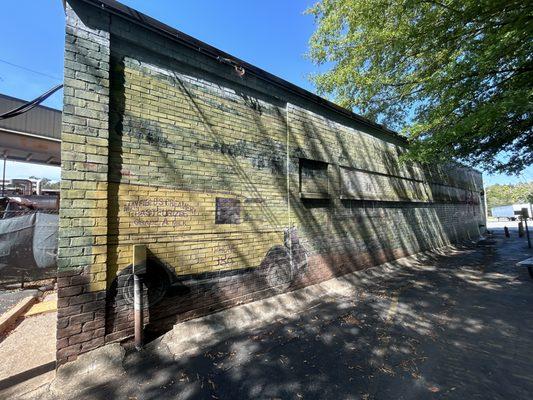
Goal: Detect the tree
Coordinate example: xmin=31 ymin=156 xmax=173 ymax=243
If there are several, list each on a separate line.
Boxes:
xmin=28 ymin=176 xmax=60 ymax=190
xmin=307 ymin=0 xmax=533 ymax=174
xmin=485 ymin=181 xmax=533 ymax=212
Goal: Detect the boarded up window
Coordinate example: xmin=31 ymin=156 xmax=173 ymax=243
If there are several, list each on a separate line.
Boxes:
xmin=299 ymin=159 xmax=329 ymax=199
xmin=429 ymin=184 xmax=467 ymax=203
xmin=215 ymin=198 xmax=241 ymax=224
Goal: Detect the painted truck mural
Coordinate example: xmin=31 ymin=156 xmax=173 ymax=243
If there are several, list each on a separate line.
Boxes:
xmin=57 ymin=0 xmax=485 ymax=363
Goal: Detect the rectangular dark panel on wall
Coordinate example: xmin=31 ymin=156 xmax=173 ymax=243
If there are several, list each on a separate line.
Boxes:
xmin=215 ymin=198 xmax=241 ymax=224
xmin=429 ymin=184 xmax=468 ymax=203
xmin=340 ymin=167 xmax=431 ymax=202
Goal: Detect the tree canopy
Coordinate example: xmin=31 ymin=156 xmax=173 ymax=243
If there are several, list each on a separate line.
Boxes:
xmin=486 ymin=181 xmax=533 ymax=212
xmin=307 ymin=0 xmax=533 ymax=174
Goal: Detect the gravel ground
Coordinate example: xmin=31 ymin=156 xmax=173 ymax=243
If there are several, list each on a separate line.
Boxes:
xmin=0 ymin=311 xmax=56 ymax=398
xmin=0 ymin=291 xmax=57 ymax=398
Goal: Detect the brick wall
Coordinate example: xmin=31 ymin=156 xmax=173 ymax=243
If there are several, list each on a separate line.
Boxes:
xmin=58 ymin=0 xmax=485 ymax=364
xmin=57 ymin=0 xmax=111 ymax=364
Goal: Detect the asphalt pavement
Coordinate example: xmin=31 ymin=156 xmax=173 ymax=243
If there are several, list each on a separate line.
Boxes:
xmin=0 ymin=289 xmax=38 ymax=315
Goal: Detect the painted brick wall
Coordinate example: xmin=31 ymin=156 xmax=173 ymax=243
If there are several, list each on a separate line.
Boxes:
xmin=57 ymin=0 xmax=111 ymax=363
xmin=58 ymin=0 xmax=485 ymax=364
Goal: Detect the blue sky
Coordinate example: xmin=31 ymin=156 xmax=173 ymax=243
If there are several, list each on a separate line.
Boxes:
xmin=0 ymin=0 xmax=530 ymax=186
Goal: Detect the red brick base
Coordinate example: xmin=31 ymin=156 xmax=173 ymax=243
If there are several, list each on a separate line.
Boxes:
xmin=56 ymin=267 xmax=106 ymax=365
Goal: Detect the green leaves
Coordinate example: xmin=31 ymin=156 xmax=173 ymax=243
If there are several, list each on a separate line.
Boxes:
xmin=307 ymin=0 xmax=533 ymax=174
xmin=486 ymin=182 xmax=533 ymax=211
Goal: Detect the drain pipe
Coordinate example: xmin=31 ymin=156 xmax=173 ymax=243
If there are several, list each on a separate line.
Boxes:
xmin=132 ymin=244 xmax=146 ymax=350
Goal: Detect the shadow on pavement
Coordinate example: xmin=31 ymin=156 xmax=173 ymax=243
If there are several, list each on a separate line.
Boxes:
xmin=49 ymin=228 xmax=533 ymax=400
xmin=0 ymin=361 xmax=56 ymax=392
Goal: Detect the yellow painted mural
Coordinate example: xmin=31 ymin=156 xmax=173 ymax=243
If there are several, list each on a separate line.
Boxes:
xmin=107 ymin=183 xmax=285 ymax=280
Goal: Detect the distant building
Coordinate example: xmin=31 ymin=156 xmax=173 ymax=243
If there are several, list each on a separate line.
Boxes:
xmin=0 ymin=178 xmax=58 ymax=197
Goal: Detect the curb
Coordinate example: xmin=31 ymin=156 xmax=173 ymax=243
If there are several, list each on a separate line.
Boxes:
xmin=0 ymin=296 xmax=39 ymax=337
xmin=24 ymin=300 xmax=57 ymax=317
xmin=146 ymin=260 xmax=398 ymax=360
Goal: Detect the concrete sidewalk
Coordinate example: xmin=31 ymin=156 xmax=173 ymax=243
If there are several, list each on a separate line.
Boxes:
xmin=23 ymin=226 xmax=533 ymax=399
xmin=0 ymin=293 xmax=57 ymax=399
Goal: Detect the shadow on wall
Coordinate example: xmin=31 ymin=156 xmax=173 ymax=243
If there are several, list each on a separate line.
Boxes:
xmin=105 ymin=227 xmax=310 ymax=341
xmin=105 ymin=52 xmax=311 ymax=340
xmin=63 ymin=232 xmax=533 ymax=399
xmin=99 ymin=24 xmax=484 ymax=345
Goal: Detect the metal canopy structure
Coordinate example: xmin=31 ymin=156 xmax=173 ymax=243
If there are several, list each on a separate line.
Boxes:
xmin=0 ymin=93 xmax=61 ymax=166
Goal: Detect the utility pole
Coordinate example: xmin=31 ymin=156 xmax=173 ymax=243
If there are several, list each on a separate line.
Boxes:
xmin=1 ymin=151 xmax=6 ymax=197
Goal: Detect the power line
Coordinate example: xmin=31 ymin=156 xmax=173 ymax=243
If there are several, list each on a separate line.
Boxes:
xmin=0 ymin=84 xmax=63 ymax=120
xmin=0 ymin=58 xmax=62 ymax=82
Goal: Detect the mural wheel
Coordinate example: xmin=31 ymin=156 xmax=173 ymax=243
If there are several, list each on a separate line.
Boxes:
xmin=261 ymin=245 xmax=293 ymax=293
xmin=122 ymin=264 xmax=170 ymax=307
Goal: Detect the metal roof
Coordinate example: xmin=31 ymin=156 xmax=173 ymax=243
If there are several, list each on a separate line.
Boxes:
xmin=0 ymin=94 xmax=61 ymax=166
xmin=0 ymin=94 xmax=61 ymax=140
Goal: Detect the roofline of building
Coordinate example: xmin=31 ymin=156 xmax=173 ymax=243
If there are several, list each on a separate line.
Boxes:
xmin=0 ymin=93 xmax=62 ymax=114
xmin=67 ymin=0 xmax=407 ymax=144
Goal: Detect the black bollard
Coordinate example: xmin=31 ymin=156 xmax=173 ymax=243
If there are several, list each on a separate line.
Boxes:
xmin=518 ymin=222 xmax=524 ymax=237
xmin=504 ymin=226 xmax=510 ymax=238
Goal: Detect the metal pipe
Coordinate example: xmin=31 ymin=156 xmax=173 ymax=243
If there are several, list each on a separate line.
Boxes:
xmin=132 ymin=244 xmax=147 ymax=350
xmin=133 ymin=273 xmax=143 ymax=350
